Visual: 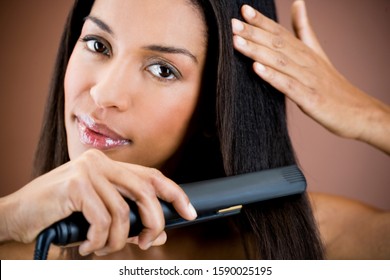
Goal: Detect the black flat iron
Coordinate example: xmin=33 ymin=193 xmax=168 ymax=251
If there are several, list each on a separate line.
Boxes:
xmin=34 ymin=164 xmax=306 ymax=259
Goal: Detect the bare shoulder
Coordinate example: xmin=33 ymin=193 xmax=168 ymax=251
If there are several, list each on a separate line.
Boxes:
xmin=309 ymin=192 xmax=390 ymax=259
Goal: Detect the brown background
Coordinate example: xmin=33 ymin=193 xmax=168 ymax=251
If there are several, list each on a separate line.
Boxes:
xmin=0 ymin=0 xmax=389 ymax=209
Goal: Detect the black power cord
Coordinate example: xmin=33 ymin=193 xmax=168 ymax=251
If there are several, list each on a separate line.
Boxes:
xmin=33 ymin=209 xmax=237 ymax=260
xmin=33 ymin=203 xmax=144 ymax=260
xmin=34 ymin=212 xmax=89 ymax=260
xmin=34 ymin=227 xmax=56 ymax=260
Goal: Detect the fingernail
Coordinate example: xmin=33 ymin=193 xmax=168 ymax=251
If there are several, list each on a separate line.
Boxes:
xmin=95 ymin=250 xmax=108 ymax=257
xmin=232 ymin=19 xmax=244 ymax=32
xmin=235 ymin=36 xmax=247 ymax=46
xmin=79 ymin=247 xmax=90 ymax=257
xmin=254 ymin=62 xmax=266 ymax=73
xmin=243 ymin=5 xmax=256 ymax=19
xmin=142 ymin=241 xmax=153 ymax=250
xmin=188 ymin=203 xmax=197 ymax=219
xmin=79 ymin=240 xmax=92 ymax=257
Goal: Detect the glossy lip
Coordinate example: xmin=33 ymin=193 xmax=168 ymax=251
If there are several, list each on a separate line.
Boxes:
xmin=76 ymin=114 xmax=131 ymax=150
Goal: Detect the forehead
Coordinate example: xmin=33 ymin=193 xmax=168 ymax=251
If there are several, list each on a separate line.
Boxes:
xmin=89 ymin=0 xmax=207 ymax=49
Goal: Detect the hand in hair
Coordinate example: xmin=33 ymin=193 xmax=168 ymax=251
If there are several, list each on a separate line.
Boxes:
xmin=232 ymin=1 xmax=390 ymax=155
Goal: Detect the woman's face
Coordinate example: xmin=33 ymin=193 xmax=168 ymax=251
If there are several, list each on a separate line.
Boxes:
xmin=64 ymin=0 xmax=207 ymax=169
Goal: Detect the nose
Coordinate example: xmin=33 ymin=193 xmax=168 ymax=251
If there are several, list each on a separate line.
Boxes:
xmin=90 ymin=61 xmax=136 ymax=111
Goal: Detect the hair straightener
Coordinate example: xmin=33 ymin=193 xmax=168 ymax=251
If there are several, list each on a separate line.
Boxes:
xmin=33 ymin=164 xmax=306 ymax=259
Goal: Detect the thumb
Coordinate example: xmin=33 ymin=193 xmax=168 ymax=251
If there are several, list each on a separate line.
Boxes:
xmin=292 ymin=0 xmax=330 ymax=63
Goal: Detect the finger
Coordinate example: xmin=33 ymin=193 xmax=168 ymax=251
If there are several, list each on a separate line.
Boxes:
xmin=240 ymin=4 xmax=281 ymax=35
xmin=133 ymin=190 xmax=165 ymax=250
xmin=69 ymin=184 xmax=111 ymax=256
xmin=127 ymin=236 xmax=139 ymax=245
xmin=95 ymin=158 xmax=195 ymax=250
xmin=232 ymin=18 xmax=310 ymax=67
xmin=233 ymin=34 xmax=307 ymax=82
xmin=102 ymin=166 xmax=166 ymax=250
xmin=115 ymin=164 xmax=197 ymax=221
xmin=232 ymin=18 xmax=286 ymax=51
xmin=253 ymin=61 xmax=317 ymax=111
xmin=89 ymin=176 xmax=130 ymax=256
xmin=234 ymin=4 xmax=318 ymax=68
xmin=70 ymin=152 xmax=131 ymax=255
xmin=127 ymin=231 xmax=167 ymax=247
xmin=292 ymin=0 xmax=330 ymax=63
xmin=108 ymin=165 xmax=195 ymax=250
xmin=151 ymin=231 xmax=167 ymax=246
xmin=149 ymin=170 xmax=197 ymax=221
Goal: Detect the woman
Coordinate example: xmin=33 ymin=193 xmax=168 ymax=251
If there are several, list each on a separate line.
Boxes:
xmin=0 ymin=0 xmax=387 ymax=259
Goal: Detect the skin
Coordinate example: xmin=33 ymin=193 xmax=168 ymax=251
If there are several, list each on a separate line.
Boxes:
xmin=310 ymin=193 xmax=390 ymax=259
xmin=0 ymin=0 xmax=389 ymax=260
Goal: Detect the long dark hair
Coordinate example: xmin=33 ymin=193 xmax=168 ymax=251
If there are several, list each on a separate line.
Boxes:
xmin=33 ymin=0 xmax=324 ymax=259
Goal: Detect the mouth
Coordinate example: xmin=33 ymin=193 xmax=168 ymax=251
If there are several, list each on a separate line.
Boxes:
xmin=76 ymin=114 xmax=131 ymax=150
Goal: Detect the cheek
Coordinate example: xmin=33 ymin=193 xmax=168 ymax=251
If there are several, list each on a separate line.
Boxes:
xmin=64 ymin=52 xmax=86 ymax=109
xmin=63 ymin=50 xmax=94 ymax=159
xmin=64 ymin=56 xmax=78 ymax=115
xmin=137 ymin=86 xmax=200 ymax=162
xmin=154 ymin=100 xmax=195 ymax=136
xmin=64 ymin=49 xmax=96 ymax=124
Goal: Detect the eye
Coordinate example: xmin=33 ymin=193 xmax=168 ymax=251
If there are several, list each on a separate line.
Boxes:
xmin=80 ymin=36 xmax=111 ymax=56
xmin=146 ymin=63 xmax=181 ymax=81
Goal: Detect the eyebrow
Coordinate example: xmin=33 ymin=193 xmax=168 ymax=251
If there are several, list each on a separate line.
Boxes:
xmin=84 ymin=16 xmax=115 ymax=36
xmin=142 ymin=45 xmax=198 ymax=64
xmin=84 ymin=16 xmax=198 ymax=64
